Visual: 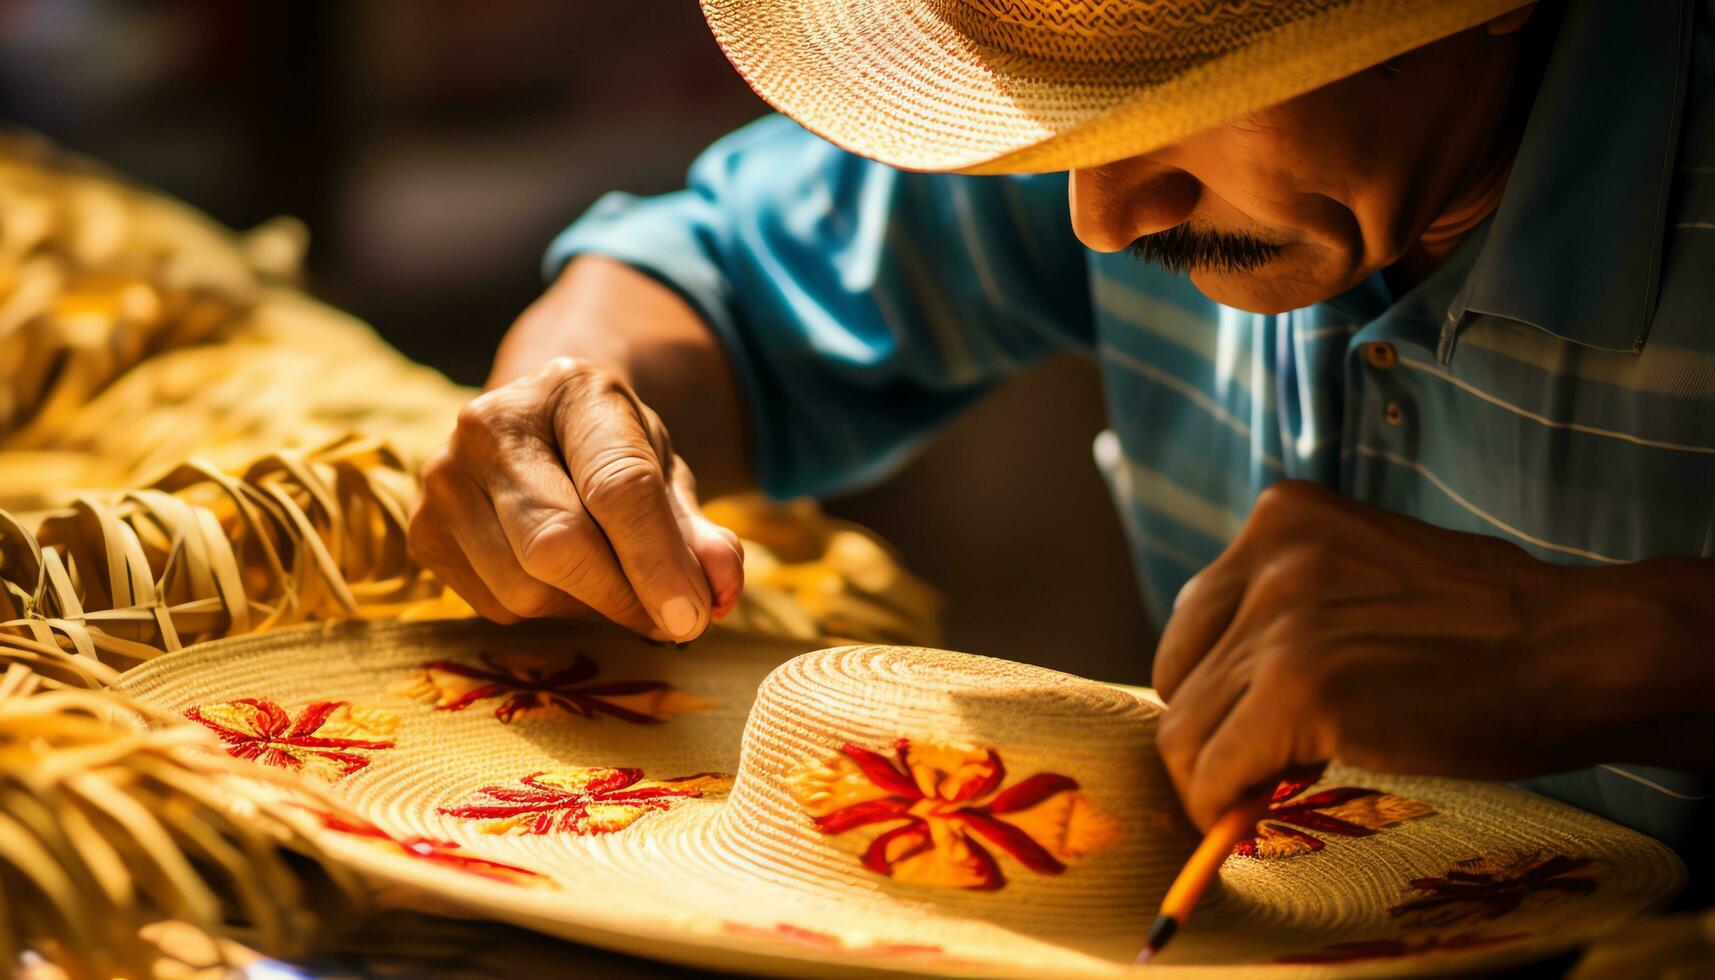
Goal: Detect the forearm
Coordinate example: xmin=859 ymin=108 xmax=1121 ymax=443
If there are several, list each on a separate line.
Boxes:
xmin=489 ymin=254 xmax=752 ymax=497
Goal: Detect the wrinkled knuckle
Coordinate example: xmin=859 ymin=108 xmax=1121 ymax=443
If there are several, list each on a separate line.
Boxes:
xmin=1283 ymin=539 xmax=1343 ymax=584
xmin=519 ymin=515 xmax=596 ymax=586
xmin=1249 ymin=480 xmax=1317 ymax=529
xmin=581 ymin=453 xmax=667 ymax=515
xmin=538 ymin=355 xmax=582 ymax=381
xmin=454 ymin=397 xmax=513 ymax=452
xmin=547 ymin=357 xmax=618 ymax=402
xmin=1175 ymin=568 xmax=1211 ymax=609
xmin=1250 ymin=560 xmax=1311 ymax=608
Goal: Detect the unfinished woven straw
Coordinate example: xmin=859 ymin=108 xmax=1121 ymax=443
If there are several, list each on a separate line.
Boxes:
xmin=700 ymin=0 xmax=1531 ymax=173
xmin=0 ymin=682 xmax=378 ymax=979
xmin=0 ymin=131 xmax=465 ymax=511
xmin=0 ymin=127 xmax=949 ymax=975
xmin=0 ymin=128 xmax=941 ymax=658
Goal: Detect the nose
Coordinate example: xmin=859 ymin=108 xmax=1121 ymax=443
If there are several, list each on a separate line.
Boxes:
xmin=1069 ymin=161 xmax=1200 ymax=252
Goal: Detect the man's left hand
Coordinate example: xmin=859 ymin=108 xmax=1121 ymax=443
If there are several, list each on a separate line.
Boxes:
xmin=1152 ymin=480 xmax=1713 ymax=830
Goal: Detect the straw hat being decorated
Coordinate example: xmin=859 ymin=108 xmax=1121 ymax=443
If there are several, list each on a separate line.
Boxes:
xmin=699 ymin=0 xmax=1534 ymax=173
xmin=112 ymin=618 xmax=1684 ymax=977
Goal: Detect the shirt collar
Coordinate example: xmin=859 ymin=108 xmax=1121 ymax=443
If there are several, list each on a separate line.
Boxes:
xmin=1451 ymin=0 xmax=1695 ymax=354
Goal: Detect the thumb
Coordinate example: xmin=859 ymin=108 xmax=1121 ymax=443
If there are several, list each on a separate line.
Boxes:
xmin=670 ymin=461 xmax=745 ymax=620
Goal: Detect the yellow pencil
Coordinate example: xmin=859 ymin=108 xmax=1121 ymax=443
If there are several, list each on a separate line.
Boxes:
xmin=1135 ymin=796 xmax=1272 ymax=964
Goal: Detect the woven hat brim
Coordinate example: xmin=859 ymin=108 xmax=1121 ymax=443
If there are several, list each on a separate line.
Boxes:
xmin=115 ymin=620 xmax=1686 ymax=978
xmin=701 ymin=0 xmax=1531 ymax=174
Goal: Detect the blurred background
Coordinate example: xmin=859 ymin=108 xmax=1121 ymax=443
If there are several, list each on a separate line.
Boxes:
xmin=0 ymin=0 xmax=1153 ymax=681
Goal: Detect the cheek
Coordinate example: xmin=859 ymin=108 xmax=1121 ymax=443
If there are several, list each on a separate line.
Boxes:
xmin=1177 ymin=126 xmax=1352 ymax=240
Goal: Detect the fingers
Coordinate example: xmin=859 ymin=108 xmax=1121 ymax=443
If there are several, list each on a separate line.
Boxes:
xmin=671 ymin=459 xmax=744 ymax=618
xmin=1152 ymin=565 xmax=1245 ymax=702
xmin=1179 ymin=687 xmax=1299 ymax=830
xmin=459 ymin=477 xmax=669 ymax=638
xmin=552 ymin=375 xmax=713 ymax=640
xmin=407 ymin=504 xmax=525 ymax=625
xmin=1156 ymin=638 xmax=1255 ymax=798
xmin=408 ymin=362 xmax=710 ymax=645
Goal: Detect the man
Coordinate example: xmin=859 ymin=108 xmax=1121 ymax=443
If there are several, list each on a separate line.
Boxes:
xmin=408 ymin=0 xmax=1715 ymax=886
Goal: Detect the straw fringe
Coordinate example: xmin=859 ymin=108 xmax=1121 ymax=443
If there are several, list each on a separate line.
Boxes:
xmin=0 ymin=128 xmax=944 ymax=975
xmin=0 ymin=685 xmax=373 ymax=979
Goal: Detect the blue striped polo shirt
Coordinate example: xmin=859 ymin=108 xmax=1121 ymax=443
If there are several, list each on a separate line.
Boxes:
xmin=550 ymin=1 xmax=1712 ymax=877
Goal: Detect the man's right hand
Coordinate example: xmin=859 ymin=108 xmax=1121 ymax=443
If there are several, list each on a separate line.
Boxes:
xmin=408 ymin=356 xmax=744 ymax=641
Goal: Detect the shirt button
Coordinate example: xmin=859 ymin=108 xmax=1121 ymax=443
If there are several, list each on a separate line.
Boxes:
xmin=1384 ymin=403 xmax=1405 ymax=426
xmin=1364 ymin=342 xmax=1398 ymax=369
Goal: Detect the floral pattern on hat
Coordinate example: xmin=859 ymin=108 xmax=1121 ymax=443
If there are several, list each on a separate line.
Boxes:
xmin=1275 ymin=930 xmax=1527 ymax=964
xmin=439 ymin=767 xmax=733 ymax=836
xmin=1235 ymin=776 xmax=1434 ymax=859
xmin=1389 ymin=850 xmax=1599 ymax=926
xmin=787 ymin=737 xmax=1120 ymax=890
xmin=394 ymin=651 xmax=713 ymax=724
xmin=311 ymin=810 xmax=546 ymax=883
xmin=186 ymin=698 xmax=396 ymax=780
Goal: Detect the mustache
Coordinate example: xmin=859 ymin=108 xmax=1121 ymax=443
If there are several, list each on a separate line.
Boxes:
xmin=1127 ymin=223 xmax=1285 ymax=275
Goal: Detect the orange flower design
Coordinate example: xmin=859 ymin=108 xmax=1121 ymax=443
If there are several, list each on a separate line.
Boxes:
xmin=186 ymin=698 xmax=397 ymax=780
xmin=1389 ymin=851 xmax=1598 ymax=926
xmin=312 ymin=811 xmax=544 ymax=883
xmin=787 ymin=738 xmax=1120 ymax=890
xmin=1235 ymin=776 xmax=1433 ymax=859
xmin=439 ymin=767 xmax=732 ymax=836
xmin=395 ymin=651 xmax=712 ymax=724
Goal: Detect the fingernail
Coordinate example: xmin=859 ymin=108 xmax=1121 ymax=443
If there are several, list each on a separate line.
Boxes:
xmin=659 ymin=595 xmax=701 ymax=639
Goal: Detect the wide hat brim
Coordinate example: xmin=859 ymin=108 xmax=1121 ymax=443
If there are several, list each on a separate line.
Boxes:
xmin=701 ymin=0 xmax=1531 ymax=174
xmin=117 ymin=620 xmax=1684 ymax=978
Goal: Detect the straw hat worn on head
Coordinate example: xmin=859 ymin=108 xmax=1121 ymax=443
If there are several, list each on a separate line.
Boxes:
xmin=117 ymin=618 xmax=1682 ymax=977
xmin=699 ymin=0 xmax=1533 ymax=174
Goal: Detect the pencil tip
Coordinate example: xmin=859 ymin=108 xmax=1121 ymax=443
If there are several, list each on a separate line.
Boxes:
xmin=1136 ymin=915 xmax=1178 ymax=963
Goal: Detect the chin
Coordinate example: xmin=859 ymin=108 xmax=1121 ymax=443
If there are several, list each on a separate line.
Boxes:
xmin=1189 ymin=249 xmax=1355 ymax=314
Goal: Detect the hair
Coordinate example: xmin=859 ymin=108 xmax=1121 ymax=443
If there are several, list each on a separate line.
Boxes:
xmin=1127 ymin=223 xmax=1284 ymax=275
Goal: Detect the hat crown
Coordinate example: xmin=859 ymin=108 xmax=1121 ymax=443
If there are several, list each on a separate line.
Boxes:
xmin=711 ymin=644 xmax=1198 ymax=955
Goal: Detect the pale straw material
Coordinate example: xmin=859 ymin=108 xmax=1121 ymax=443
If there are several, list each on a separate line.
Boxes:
xmin=116 ymin=618 xmax=1686 ymax=978
xmin=0 ymin=131 xmax=466 ymax=513
xmin=0 ymin=684 xmax=370 ymax=977
xmin=700 ymin=0 xmax=1531 ymax=173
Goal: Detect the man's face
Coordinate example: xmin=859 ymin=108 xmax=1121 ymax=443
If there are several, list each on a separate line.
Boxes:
xmin=1069 ymin=18 xmax=1529 ymax=313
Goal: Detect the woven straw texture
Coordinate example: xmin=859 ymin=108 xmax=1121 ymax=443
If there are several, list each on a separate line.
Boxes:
xmin=700 ymin=0 xmax=1529 ymax=173
xmin=111 ymin=618 xmax=1685 ymax=978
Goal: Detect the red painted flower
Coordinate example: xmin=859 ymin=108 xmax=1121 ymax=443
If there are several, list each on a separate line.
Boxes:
xmin=396 ymin=651 xmax=711 ymax=724
xmin=1235 ymin=776 xmax=1434 ymax=859
xmin=186 ymin=698 xmax=397 ymax=780
xmin=1389 ymin=851 xmax=1598 ymax=926
xmin=787 ymin=738 xmax=1120 ymax=890
xmin=439 ymin=767 xmax=732 ymax=836
xmin=1276 ymin=931 xmax=1527 ymax=964
xmin=312 ymin=810 xmax=544 ymax=883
